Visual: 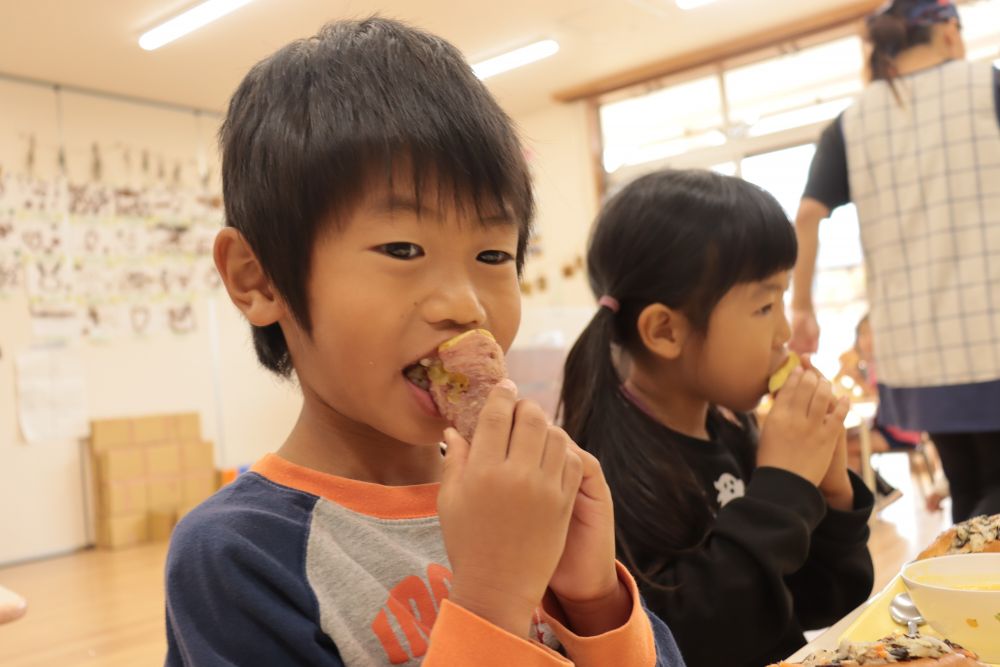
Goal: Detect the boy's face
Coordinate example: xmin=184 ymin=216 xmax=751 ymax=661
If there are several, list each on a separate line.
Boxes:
xmin=685 ymin=271 xmax=792 ymax=412
xmin=283 ymin=180 xmax=522 ymax=447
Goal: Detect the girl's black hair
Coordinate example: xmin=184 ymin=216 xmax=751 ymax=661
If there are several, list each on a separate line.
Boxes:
xmin=220 ymin=17 xmax=533 ymax=376
xmin=558 ymin=169 xmax=796 ymax=585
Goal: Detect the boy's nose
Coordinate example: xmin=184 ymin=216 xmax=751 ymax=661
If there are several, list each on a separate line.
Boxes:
xmin=422 ymin=280 xmax=487 ymax=328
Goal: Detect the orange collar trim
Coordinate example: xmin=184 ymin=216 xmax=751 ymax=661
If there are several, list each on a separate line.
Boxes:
xmin=251 ymin=453 xmax=440 ymax=520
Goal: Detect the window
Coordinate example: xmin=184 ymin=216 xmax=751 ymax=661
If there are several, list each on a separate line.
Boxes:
xmin=600 ymin=73 xmax=724 ymax=172
xmin=724 ymin=36 xmax=864 ymax=136
xmin=595 ymin=0 xmax=1000 ymax=372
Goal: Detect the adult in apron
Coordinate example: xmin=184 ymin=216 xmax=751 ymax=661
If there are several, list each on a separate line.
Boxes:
xmin=790 ymin=0 xmax=1000 ymax=523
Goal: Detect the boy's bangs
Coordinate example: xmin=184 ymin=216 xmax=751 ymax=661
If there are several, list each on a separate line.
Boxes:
xmin=221 ymin=16 xmax=534 ymax=347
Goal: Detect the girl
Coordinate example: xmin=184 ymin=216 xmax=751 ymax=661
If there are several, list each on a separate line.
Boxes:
xmin=560 ymin=169 xmax=874 ymax=667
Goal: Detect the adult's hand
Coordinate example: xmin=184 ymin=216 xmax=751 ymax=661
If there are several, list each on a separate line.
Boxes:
xmin=790 ymin=307 xmax=820 ymax=354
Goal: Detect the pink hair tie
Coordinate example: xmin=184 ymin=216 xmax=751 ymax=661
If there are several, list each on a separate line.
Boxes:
xmin=598 ymin=295 xmax=620 ymax=314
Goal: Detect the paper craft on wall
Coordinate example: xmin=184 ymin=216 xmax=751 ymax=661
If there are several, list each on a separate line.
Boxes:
xmin=0 ymin=172 xmax=223 ymax=340
xmin=14 ymin=345 xmax=89 ymax=443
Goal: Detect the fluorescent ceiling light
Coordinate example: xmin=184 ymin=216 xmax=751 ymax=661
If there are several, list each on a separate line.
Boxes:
xmin=472 ymin=40 xmax=559 ymax=80
xmin=139 ymin=0 xmax=254 ymax=51
xmin=676 ymin=0 xmax=717 ymax=9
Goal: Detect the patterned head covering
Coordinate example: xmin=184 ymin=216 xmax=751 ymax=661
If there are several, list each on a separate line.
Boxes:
xmin=876 ymin=0 xmax=960 ymax=28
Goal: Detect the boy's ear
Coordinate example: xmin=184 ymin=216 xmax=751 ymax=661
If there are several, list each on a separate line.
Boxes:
xmin=214 ymin=228 xmax=286 ymax=327
xmin=636 ymin=303 xmax=690 ymax=361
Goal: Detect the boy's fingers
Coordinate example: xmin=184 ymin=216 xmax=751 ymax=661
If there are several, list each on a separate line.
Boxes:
xmin=469 ymin=379 xmax=518 ymax=465
xmin=567 ymin=441 xmax=609 ymax=503
xmin=507 ymin=400 xmax=550 ymax=467
xmin=562 ymin=447 xmax=584 ymax=496
xmin=441 ymin=427 xmax=470 ymax=485
xmin=541 ymin=427 xmax=569 ymax=477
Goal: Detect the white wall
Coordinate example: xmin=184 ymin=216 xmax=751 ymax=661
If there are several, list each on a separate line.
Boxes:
xmin=516 ymin=100 xmax=598 ymax=318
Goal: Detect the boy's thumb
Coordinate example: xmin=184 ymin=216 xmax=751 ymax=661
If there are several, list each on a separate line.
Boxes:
xmin=441 ymin=427 xmax=469 ymax=482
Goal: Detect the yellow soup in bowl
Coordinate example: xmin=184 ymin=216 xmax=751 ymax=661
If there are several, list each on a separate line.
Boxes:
xmin=902 ymin=553 xmax=1000 ymax=663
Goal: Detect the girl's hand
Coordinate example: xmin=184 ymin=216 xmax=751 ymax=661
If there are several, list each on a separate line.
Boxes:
xmin=758 ymin=367 xmax=848 ymax=486
xmin=438 ymin=380 xmax=583 ymax=639
xmin=820 ymin=427 xmax=855 ymax=511
xmin=547 ymin=442 xmax=630 ymax=636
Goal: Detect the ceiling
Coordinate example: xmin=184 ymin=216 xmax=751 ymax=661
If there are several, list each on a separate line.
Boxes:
xmin=0 ymin=0 xmax=860 ymax=116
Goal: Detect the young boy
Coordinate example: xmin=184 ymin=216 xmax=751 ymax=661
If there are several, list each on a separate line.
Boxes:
xmin=164 ymin=17 xmax=684 ymax=666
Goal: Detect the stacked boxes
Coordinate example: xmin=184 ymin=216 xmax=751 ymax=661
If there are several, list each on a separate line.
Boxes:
xmin=90 ymin=413 xmax=218 ymax=549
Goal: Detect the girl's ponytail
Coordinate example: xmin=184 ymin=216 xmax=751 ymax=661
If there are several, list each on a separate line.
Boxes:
xmin=559 ymin=305 xmax=619 ymax=442
xmin=559 ymin=301 xmax=712 ymax=586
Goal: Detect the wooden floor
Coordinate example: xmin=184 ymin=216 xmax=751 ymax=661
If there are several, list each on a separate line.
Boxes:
xmin=0 ymin=453 xmax=951 ymax=666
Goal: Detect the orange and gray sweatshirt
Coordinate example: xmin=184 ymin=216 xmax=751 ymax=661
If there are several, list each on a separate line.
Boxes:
xmin=165 ymin=453 xmax=686 ymax=666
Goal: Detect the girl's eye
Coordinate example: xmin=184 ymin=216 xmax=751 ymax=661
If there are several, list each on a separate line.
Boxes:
xmin=477 ymin=250 xmax=514 ymax=265
xmin=758 ymin=303 xmax=774 ymax=316
xmin=377 ymin=243 xmax=424 ymax=260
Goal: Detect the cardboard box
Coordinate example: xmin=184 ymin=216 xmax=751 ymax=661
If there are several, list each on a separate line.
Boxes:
xmin=99 ymin=448 xmax=145 ymax=482
xmin=133 ymin=415 xmax=170 ymax=444
xmin=90 ymin=418 xmax=134 ymax=453
xmin=88 ymin=412 xmax=211 ymax=549
xmin=176 ymin=413 xmax=201 ymax=440
xmin=181 ymin=472 xmax=217 ymax=506
xmin=98 ymin=479 xmax=149 ymax=516
xmin=180 ymin=441 xmax=214 ymax=471
xmin=148 ymin=508 xmax=177 ymax=541
xmin=97 ymin=513 xmax=148 ymax=549
xmin=147 ymin=478 xmax=181 ymax=510
xmin=146 ymin=443 xmax=181 ymax=476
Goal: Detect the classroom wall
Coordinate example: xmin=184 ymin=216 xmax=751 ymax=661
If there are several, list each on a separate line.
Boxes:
xmin=0 ymin=79 xmax=303 ymax=565
xmin=518 ymin=100 xmax=599 ymax=314
xmin=0 ymin=78 xmax=598 ymax=565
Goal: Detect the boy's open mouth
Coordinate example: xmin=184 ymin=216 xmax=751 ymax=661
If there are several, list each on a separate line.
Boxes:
xmin=403 ymin=358 xmax=436 ymax=391
xmin=403 ymin=356 xmax=470 ymax=402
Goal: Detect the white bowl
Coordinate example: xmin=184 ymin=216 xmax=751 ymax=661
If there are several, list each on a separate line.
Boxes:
xmin=902 ymin=553 xmax=1000 ymax=663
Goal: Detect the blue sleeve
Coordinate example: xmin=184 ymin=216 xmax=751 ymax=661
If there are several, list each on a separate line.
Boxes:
xmin=646 ymin=601 xmax=687 ymax=667
xmin=164 ymin=476 xmax=344 ymax=666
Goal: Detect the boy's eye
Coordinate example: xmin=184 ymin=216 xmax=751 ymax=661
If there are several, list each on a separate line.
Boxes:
xmin=477 ymin=250 xmax=514 ymax=265
xmin=757 ymin=303 xmax=774 ymax=316
xmin=377 ymin=243 xmax=424 ymax=260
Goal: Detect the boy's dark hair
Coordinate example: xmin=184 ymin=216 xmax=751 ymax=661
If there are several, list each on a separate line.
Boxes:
xmin=220 ymin=17 xmax=534 ymax=376
xmin=558 ymin=169 xmax=796 ymax=586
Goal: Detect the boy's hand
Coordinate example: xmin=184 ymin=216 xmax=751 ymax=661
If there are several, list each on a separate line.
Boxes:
xmin=758 ymin=366 xmax=847 ymax=486
xmin=547 ymin=442 xmax=630 ymax=637
xmin=819 ymin=427 xmax=855 ymax=511
xmin=438 ymin=380 xmax=583 ymax=639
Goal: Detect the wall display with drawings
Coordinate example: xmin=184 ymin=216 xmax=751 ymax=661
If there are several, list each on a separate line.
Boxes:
xmin=0 ymin=172 xmax=223 ymax=340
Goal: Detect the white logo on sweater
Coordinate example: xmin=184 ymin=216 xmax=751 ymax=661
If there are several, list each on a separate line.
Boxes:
xmin=714 ymin=473 xmax=745 ymax=507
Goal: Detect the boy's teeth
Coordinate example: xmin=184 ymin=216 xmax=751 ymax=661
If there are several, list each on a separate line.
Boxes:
xmin=405 ymin=364 xmax=431 ymax=390
xmin=419 ymin=358 xmax=433 ymax=367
